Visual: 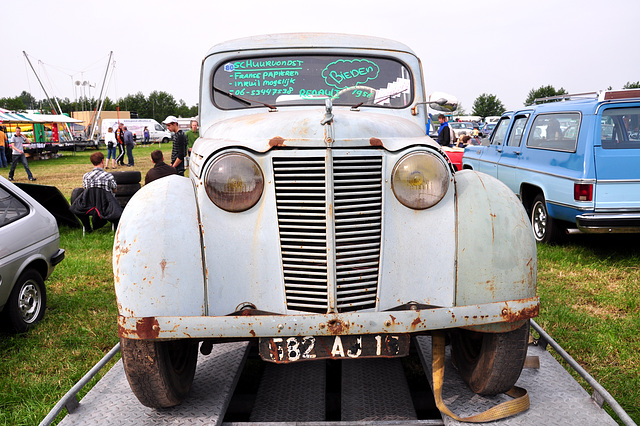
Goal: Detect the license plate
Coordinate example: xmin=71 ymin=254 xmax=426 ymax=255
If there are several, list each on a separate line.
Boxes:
xmin=259 ymin=334 xmax=410 ymax=363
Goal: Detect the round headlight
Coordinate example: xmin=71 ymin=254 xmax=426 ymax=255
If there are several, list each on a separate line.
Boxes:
xmin=391 ymin=152 xmax=449 ymax=209
xmin=205 ymin=153 xmax=264 ymax=212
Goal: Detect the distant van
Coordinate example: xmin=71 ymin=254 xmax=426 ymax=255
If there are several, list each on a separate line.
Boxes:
xmin=100 ymin=119 xmax=172 ymax=144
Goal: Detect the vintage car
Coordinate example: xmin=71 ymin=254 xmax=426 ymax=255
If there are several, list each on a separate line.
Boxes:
xmin=0 ymin=176 xmax=65 ymax=332
xmin=114 ymin=33 xmax=539 ymax=408
xmin=463 ymin=90 xmax=640 ymax=243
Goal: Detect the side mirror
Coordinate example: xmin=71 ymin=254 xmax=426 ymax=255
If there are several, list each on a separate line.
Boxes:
xmin=411 ymin=91 xmax=458 ymax=115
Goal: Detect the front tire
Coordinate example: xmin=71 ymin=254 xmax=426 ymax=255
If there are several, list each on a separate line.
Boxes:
xmin=451 ymin=320 xmax=529 ymax=395
xmin=5 ymin=269 xmax=46 ymax=333
xmin=120 ymin=338 xmax=198 ymax=408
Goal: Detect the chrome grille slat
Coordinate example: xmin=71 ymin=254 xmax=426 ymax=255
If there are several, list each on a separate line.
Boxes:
xmin=275 ymin=155 xmax=382 ymax=313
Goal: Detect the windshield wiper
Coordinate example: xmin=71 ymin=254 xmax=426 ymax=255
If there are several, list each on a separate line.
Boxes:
xmin=213 ymin=86 xmax=277 ymax=110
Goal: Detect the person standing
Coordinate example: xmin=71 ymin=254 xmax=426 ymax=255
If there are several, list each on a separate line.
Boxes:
xmin=144 ymin=150 xmax=177 ymax=185
xmin=185 ymin=119 xmax=199 ymax=168
xmin=163 ymin=115 xmax=188 ymax=176
xmin=104 ymin=127 xmax=117 ymax=169
xmin=0 ymin=126 xmax=8 ymax=168
xmin=437 ymin=114 xmax=451 ymax=146
xmin=124 ymin=126 xmax=135 ymax=166
xmin=143 ymin=126 xmax=150 ymax=146
xmin=115 ymin=122 xmax=126 ymax=166
xmin=8 ymin=127 xmax=36 ymax=181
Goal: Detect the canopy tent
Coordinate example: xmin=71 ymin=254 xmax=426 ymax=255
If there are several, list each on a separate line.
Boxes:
xmin=0 ymin=111 xmax=82 ymax=124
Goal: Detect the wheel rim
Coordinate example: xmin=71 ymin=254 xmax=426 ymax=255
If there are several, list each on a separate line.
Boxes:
xmin=532 ymin=200 xmax=547 ymax=241
xmin=18 ymin=280 xmax=42 ymax=323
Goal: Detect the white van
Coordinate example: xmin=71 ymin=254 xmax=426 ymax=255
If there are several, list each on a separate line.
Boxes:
xmin=100 ymin=119 xmax=172 ymax=144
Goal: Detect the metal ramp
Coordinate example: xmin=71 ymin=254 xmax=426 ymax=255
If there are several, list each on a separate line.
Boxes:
xmin=415 ymin=336 xmax=617 ymax=425
xmin=55 ymin=336 xmax=620 ymax=425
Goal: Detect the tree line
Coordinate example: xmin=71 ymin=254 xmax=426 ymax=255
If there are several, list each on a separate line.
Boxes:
xmin=0 ymin=91 xmax=198 ymax=124
xmin=465 ymin=81 xmax=640 ymax=119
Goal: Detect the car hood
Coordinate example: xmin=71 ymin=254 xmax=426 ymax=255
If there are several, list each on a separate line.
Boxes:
xmin=197 ymin=109 xmax=436 ymax=154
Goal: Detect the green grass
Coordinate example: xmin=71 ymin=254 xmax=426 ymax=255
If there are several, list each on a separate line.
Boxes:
xmin=1 ymin=150 xmax=638 ymax=424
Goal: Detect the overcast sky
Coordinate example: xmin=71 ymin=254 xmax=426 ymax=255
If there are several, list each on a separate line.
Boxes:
xmin=3 ymin=0 xmax=638 ymax=113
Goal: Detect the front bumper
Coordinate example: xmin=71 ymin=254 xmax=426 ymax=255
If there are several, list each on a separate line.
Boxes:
xmin=576 ymin=212 xmax=640 ymax=233
xmin=118 ymin=297 xmax=539 ymax=340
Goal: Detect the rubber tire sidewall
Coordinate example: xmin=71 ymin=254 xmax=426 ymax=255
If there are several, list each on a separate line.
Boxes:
xmin=120 ymin=337 xmax=198 ymax=408
xmin=109 ymin=171 xmax=141 ymax=185
xmin=530 ymin=194 xmax=558 ymax=244
xmin=5 ymin=269 xmax=46 ymax=333
xmin=451 ymin=320 xmax=530 ymax=396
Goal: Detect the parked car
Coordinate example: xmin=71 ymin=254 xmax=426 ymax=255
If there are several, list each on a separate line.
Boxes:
xmin=480 ymin=122 xmax=496 ymax=138
xmin=114 ymin=33 xmax=539 ymax=408
xmin=0 ymin=176 xmax=65 ymax=332
xmin=449 ymin=121 xmax=476 ymax=137
xmin=463 ymin=89 xmax=640 ymax=243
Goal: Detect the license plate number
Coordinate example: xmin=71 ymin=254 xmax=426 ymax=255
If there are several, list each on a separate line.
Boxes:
xmin=259 ymin=334 xmax=410 ymax=363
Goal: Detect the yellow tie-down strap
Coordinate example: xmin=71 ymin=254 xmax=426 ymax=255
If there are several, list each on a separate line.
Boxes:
xmin=431 ymin=332 xmax=530 ymax=423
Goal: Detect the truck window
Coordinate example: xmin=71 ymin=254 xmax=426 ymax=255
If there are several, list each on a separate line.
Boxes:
xmin=506 ymin=115 xmax=529 ymax=147
xmin=490 ymin=118 xmax=511 ymax=145
xmin=526 ymin=113 xmax=580 ymax=152
xmin=601 ymin=107 xmax=640 ymax=149
xmin=212 ymin=55 xmax=413 ymax=109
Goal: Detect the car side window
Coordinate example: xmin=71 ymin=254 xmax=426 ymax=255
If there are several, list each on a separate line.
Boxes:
xmin=490 ymin=118 xmax=511 ymax=145
xmin=601 ymin=107 xmax=640 ymax=149
xmin=0 ymin=186 xmax=29 ymax=228
xmin=506 ymin=115 xmax=529 ymax=147
xmin=526 ymin=113 xmax=580 ymax=152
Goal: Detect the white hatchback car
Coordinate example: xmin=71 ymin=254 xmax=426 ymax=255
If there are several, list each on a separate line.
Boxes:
xmin=0 ymin=176 xmax=65 ymax=332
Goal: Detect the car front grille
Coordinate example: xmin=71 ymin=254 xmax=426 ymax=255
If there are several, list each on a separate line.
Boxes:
xmin=273 ymin=155 xmax=383 ymax=313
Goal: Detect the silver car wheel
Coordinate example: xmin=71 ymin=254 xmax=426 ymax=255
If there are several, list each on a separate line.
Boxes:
xmin=18 ymin=280 xmax=42 ymax=323
xmin=531 ymin=200 xmax=547 ymax=241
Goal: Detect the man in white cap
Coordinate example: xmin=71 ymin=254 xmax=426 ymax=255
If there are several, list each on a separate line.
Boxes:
xmin=162 ymin=115 xmax=188 ymax=176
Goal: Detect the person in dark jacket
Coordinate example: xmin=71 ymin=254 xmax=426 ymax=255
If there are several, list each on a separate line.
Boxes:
xmin=163 ymin=115 xmax=188 ymax=176
xmin=124 ymin=126 xmax=135 ymax=166
xmin=437 ymin=114 xmax=451 ymax=146
xmin=115 ymin=122 xmax=126 ymax=166
xmin=145 ymin=150 xmax=177 ymax=185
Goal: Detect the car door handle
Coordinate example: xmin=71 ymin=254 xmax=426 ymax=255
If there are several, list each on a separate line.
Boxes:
xmin=496 ymin=148 xmax=502 ymax=153
xmin=514 ymin=151 xmax=521 ymax=155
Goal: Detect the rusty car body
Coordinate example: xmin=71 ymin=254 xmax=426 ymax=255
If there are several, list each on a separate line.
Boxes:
xmin=113 ymin=33 xmax=539 ymax=408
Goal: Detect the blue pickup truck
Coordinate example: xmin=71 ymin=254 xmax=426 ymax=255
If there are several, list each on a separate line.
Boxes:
xmin=463 ymin=90 xmax=640 ymax=243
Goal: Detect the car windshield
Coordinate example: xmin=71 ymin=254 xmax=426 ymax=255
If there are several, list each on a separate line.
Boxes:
xmin=212 ymin=54 xmax=413 ymax=110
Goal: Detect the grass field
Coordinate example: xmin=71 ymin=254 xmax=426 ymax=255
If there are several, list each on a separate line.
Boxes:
xmin=0 ymin=148 xmax=638 ymax=425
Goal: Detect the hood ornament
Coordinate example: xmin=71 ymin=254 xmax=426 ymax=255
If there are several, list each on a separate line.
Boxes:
xmin=321 ymin=99 xmax=334 ymax=144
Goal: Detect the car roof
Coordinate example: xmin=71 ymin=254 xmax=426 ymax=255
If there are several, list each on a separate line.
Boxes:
xmin=205 ymin=33 xmax=416 ymax=56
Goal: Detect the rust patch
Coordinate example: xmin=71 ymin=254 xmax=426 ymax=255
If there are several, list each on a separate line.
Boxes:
xmin=249 ymin=330 xmax=256 ymax=337
xmin=135 ymin=317 xmax=160 ymax=339
xmin=326 ymin=318 xmax=349 ymax=335
xmin=501 ymin=303 xmax=540 ymax=322
xmin=369 ymin=137 xmax=383 ymax=146
xmin=411 ymin=317 xmax=422 ymax=328
xmin=269 ymin=136 xmax=285 ymax=148
xmin=389 ymin=314 xmax=397 ymax=324
xmin=160 ymin=259 xmax=167 ymax=279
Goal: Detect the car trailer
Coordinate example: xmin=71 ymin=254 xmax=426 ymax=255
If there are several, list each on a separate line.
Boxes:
xmin=40 ymin=320 xmax=635 ymax=426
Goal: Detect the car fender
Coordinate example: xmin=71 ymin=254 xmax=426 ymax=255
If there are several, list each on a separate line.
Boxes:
xmin=455 ymin=170 xmax=537 ymax=330
xmin=113 ymin=175 xmax=205 ymax=319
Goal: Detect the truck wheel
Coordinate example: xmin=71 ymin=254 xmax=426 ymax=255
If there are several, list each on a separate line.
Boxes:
xmin=120 ymin=338 xmax=198 ymax=408
xmin=530 ymin=194 xmax=561 ymax=243
xmin=5 ymin=269 xmax=46 ymax=333
xmin=451 ymin=320 xmax=529 ymax=395
xmin=162 ymin=137 xmax=169 ymax=144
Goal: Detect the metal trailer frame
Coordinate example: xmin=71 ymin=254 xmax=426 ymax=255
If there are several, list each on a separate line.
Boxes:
xmin=39 ymin=320 xmax=636 ymax=426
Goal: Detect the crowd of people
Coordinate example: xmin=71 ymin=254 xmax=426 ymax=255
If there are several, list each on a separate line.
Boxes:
xmin=435 ymin=114 xmax=483 ymax=148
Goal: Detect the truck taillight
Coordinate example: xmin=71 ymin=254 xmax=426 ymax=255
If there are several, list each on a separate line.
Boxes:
xmin=574 ymin=183 xmax=593 ymax=201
